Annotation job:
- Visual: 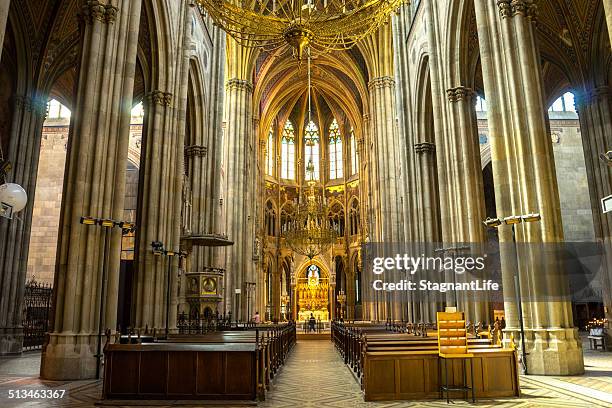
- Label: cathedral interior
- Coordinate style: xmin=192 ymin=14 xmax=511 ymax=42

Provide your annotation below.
xmin=0 ymin=0 xmax=611 ymax=406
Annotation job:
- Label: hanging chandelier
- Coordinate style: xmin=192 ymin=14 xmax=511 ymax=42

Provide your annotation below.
xmin=195 ymin=0 xmax=407 ymax=59
xmin=281 ymin=47 xmax=337 ymax=258
xmin=282 ymin=177 xmax=338 ymax=259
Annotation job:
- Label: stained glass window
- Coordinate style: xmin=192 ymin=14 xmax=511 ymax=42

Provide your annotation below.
xmin=304 ymin=120 xmax=320 ymax=180
xmin=266 ymin=127 xmax=274 ymax=176
xmin=281 ymin=120 xmax=295 ymax=179
xmin=350 ymin=128 xmax=358 ymax=175
xmin=329 ymin=119 xmax=343 ymax=179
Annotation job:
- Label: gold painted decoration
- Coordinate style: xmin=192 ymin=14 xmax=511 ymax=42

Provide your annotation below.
xmin=195 ymin=0 xmax=407 ymax=59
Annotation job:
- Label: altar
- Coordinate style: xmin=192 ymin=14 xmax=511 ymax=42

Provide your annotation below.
xmin=295 ymin=264 xmax=330 ymax=322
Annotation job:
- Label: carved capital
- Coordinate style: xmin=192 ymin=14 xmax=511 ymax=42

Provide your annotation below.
xmin=497 ymin=0 xmax=512 ymax=19
xmin=414 ymin=142 xmax=436 ymax=154
xmin=13 ymin=95 xmax=32 ymax=110
xmin=147 ymin=90 xmax=173 ymax=106
xmin=510 ymin=0 xmax=528 ymax=16
xmin=81 ymin=1 xmax=107 ymax=24
xmin=226 ymin=78 xmax=253 ymax=94
xmin=185 ymin=145 xmax=207 ymax=158
xmin=368 ymin=76 xmax=395 ymax=90
xmin=446 ymin=86 xmax=475 ymax=103
xmin=32 ymin=100 xmax=48 ymax=118
xmin=104 ymin=5 xmax=119 ymax=24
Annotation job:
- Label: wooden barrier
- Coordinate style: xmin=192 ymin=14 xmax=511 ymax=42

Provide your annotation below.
xmin=363 ymin=348 xmax=519 ymax=401
xmin=103 ymin=323 xmax=296 ymax=401
xmin=331 ymin=321 xmax=519 ymax=401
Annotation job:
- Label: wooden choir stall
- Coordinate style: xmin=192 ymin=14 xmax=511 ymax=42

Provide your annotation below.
xmin=332 ymin=318 xmax=520 ymax=402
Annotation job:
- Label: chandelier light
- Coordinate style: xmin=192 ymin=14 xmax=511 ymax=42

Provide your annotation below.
xmin=282 ymin=178 xmax=338 ymax=259
xmin=196 ymin=0 xmax=407 ymax=59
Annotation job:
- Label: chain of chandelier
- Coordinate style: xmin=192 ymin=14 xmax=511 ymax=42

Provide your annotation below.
xmin=195 ymin=0 xmax=408 ymax=59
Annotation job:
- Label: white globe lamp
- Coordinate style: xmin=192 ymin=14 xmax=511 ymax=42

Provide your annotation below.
xmin=0 ymin=183 xmax=28 ymax=217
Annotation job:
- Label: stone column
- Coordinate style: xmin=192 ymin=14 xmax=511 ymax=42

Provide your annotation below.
xmin=0 ymin=96 xmax=47 ymax=355
xmin=133 ymin=1 xmax=192 ymax=331
xmin=444 ymin=87 xmax=487 ymax=322
xmin=474 ymin=0 xmax=583 ymax=374
xmin=575 ymin=87 xmax=612 ymax=347
xmin=414 ymin=142 xmax=441 ymax=322
xmin=0 ymin=0 xmax=9 ymax=60
xmin=133 ymin=90 xmax=180 ymax=329
xmin=368 ymin=76 xmax=406 ymax=244
xmin=186 ymin=25 xmax=225 ymax=280
xmin=41 ymin=0 xmax=142 ymax=380
xmin=604 ymin=0 xmax=612 ymax=47
xmin=223 ymin=77 xmax=254 ymax=321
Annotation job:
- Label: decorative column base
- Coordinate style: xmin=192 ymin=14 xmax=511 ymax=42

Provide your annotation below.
xmin=0 ymin=328 xmax=23 ymax=355
xmin=504 ymin=328 xmax=584 ymax=375
xmin=40 ymin=334 xmax=97 ymax=380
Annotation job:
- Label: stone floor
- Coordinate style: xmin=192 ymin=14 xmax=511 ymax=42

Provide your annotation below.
xmin=0 ymin=340 xmax=610 ymax=407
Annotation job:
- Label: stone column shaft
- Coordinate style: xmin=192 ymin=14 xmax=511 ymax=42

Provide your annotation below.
xmin=0 ymin=96 xmax=46 ymax=355
xmin=575 ymin=87 xmax=612 ymax=346
xmin=604 ymin=0 xmax=612 ymax=48
xmin=223 ymin=77 xmax=254 ymax=320
xmin=0 ymin=0 xmax=9 ymax=61
xmin=474 ymin=0 xmax=583 ymax=375
xmin=41 ymin=0 xmax=142 ymax=380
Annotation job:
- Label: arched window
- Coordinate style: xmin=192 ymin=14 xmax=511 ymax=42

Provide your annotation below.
xmin=304 ymin=120 xmax=320 ymax=180
xmin=329 ymin=119 xmax=343 ymax=179
xmin=280 ymin=203 xmax=295 ymax=235
xmin=281 ymin=120 xmax=295 ymax=179
xmin=266 ymin=127 xmax=274 ymax=176
xmin=350 ymin=129 xmax=358 ymax=176
xmin=548 ymin=92 xmax=576 ymax=113
xmin=47 ymin=99 xmax=71 ymax=119
xmin=475 ymin=95 xmax=487 ymax=112
xmin=328 ymin=202 xmax=345 ymax=236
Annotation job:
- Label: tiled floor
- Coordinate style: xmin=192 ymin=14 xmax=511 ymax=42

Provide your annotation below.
xmin=0 ymin=340 xmax=611 ymax=407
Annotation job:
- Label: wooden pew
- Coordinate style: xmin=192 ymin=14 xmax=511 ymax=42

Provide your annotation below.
xmin=103 ymin=322 xmax=296 ymax=401
xmin=331 ymin=321 xmax=519 ymax=401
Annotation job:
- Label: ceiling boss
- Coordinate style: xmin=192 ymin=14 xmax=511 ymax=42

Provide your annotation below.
xmin=195 ymin=0 xmax=408 ymax=59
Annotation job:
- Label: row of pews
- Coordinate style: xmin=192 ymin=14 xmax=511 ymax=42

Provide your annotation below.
xmin=102 ymin=322 xmax=296 ymax=401
xmin=332 ymin=321 xmax=520 ymax=401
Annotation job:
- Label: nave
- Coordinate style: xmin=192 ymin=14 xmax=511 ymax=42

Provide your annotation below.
xmin=0 ymin=340 xmax=611 ymax=407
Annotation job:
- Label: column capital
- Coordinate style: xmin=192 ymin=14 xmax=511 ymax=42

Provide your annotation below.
xmin=81 ymin=1 xmax=118 ymax=24
xmin=446 ymin=86 xmax=475 ymax=103
xmin=498 ymin=0 xmax=536 ymax=19
xmin=368 ymin=76 xmax=395 ymax=90
xmin=226 ymin=78 xmax=254 ymax=94
xmin=497 ymin=0 xmax=512 ymax=18
xmin=185 ymin=145 xmax=207 ymax=158
xmin=147 ymin=90 xmax=173 ymax=106
xmin=104 ymin=5 xmax=119 ymax=24
xmin=13 ymin=95 xmax=32 ymax=110
xmin=414 ymin=142 xmax=436 ymax=154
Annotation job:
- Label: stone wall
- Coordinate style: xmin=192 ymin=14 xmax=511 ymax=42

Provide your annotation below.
xmin=27 ymin=114 xmax=143 ymax=284
xmin=26 ymin=119 xmax=68 ymax=284
xmin=478 ymin=113 xmax=595 ymax=242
